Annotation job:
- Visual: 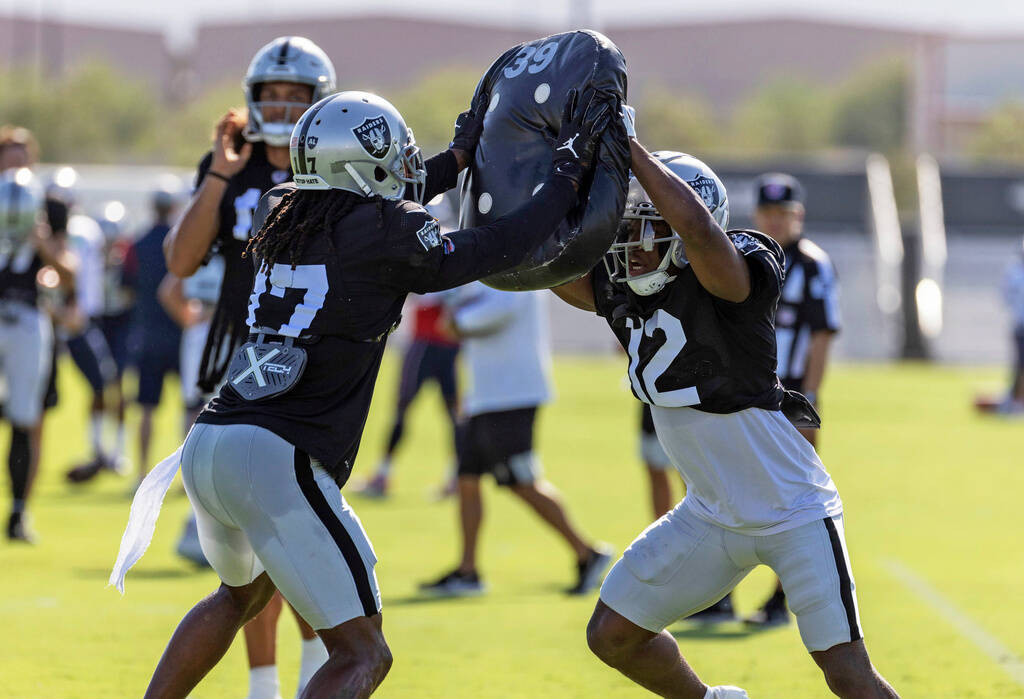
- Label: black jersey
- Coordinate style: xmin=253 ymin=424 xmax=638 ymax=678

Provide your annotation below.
xmin=592 ymin=229 xmax=785 ymax=414
xmin=0 ymin=244 xmax=41 ymax=306
xmin=775 ymin=237 xmax=841 ymax=392
xmin=198 ymin=162 xmax=578 ymax=485
xmin=193 ymin=143 xmax=291 ymax=391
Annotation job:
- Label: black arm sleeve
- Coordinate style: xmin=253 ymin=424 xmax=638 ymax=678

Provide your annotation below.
xmin=422 ymin=150 xmax=460 ymax=204
xmin=405 ymin=177 xmax=577 ymax=293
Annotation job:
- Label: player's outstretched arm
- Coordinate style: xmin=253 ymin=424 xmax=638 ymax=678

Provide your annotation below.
xmin=629 ymin=139 xmax=751 ymax=303
xmin=551 ymin=274 xmax=596 ymax=311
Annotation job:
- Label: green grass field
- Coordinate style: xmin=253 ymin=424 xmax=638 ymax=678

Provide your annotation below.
xmin=2 ymin=356 xmax=1022 ymax=697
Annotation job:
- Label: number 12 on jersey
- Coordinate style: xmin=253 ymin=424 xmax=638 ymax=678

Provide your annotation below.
xmin=626 ymin=309 xmax=701 ymax=408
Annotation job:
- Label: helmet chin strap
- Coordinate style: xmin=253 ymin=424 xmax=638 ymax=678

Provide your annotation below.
xmin=627 ymin=271 xmax=675 ymax=296
xmin=344 ymin=163 xmax=374 ymax=197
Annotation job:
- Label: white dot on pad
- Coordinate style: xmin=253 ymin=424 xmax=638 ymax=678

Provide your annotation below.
xmin=488 ymin=93 xmax=500 ymax=112
xmin=532 ymin=183 xmax=544 ymax=195
xmin=534 ymin=83 xmax=550 ymax=104
xmin=478 ymin=192 xmax=493 ymax=214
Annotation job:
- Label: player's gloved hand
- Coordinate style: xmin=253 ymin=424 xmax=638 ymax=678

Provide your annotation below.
xmin=621 ymin=104 xmax=637 ymax=139
xmin=551 ymin=87 xmax=616 ymax=187
xmin=450 ymin=90 xmax=489 ymax=155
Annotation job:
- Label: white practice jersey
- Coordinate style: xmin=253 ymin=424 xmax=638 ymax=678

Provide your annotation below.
xmin=651 ymin=405 xmax=843 ymax=535
xmin=66 ymin=214 xmax=105 ymax=317
xmin=450 ymin=282 xmax=552 ymax=417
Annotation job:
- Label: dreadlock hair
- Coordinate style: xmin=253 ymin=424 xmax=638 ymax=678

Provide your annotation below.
xmin=244 ymin=188 xmax=385 ymax=270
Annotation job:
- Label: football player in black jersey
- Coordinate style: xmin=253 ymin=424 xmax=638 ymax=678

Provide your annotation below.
xmin=743 ymin=172 xmax=842 ymax=629
xmin=552 ymin=112 xmax=897 ymax=697
xmin=161 ymin=37 xmax=337 ymax=699
xmin=0 ymin=162 xmax=75 ymax=543
xmin=142 ymin=86 xmax=615 ymax=697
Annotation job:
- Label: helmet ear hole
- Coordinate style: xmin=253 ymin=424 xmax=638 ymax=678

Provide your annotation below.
xmin=373 ymin=167 xmax=388 ymax=183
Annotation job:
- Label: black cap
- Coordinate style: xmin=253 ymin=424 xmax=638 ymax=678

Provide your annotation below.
xmin=755 ymin=173 xmax=803 ymax=208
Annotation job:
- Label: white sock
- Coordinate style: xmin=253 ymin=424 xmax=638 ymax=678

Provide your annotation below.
xmin=704 ymin=686 xmax=749 ymax=699
xmin=89 ymin=414 xmax=104 ymax=456
xmin=247 ymin=665 xmax=281 ymax=699
xmin=376 ymin=458 xmax=392 ymax=478
xmin=296 ymin=637 xmax=329 ymax=697
xmin=114 ymin=424 xmax=126 ymax=459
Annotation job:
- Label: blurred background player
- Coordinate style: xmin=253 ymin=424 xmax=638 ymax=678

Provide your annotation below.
xmin=96 ymin=201 xmax=135 ymax=471
xmin=0 ymin=157 xmax=75 ymax=542
xmin=1002 ymin=238 xmax=1024 ymax=412
xmin=979 ymin=237 xmax=1024 ymax=414
xmin=353 ymin=291 xmax=461 ymax=498
xmin=420 ymin=283 xmax=612 ymax=597
xmin=160 ymin=36 xmax=335 ymax=699
xmin=60 ymin=174 xmax=125 ymax=483
xmin=128 ymin=185 xmax=183 ymax=492
xmin=4 ymin=127 xmax=66 ymax=523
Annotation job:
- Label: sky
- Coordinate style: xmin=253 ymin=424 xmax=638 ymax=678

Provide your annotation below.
xmin=4 ymin=0 xmax=1024 ymax=49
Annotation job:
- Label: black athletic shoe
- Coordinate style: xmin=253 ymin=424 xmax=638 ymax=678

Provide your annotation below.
xmin=687 ymin=594 xmax=736 ymax=624
xmin=568 ymin=544 xmax=614 ymax=595
xmin=7 ymin=511 xmax=35 ymax=544
xmin=65 ymin=457 xmax=106 ymax=484
xmin=744 ymin=592 xmax=790 ymax=628
xmin=419 ymin=569 xmax=486 ymax=597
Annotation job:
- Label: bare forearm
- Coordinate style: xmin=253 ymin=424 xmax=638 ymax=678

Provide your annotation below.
xmin=164 ymin=181 xmax=225 ymax=277
xmin=627 ymin=139 xmax=749 ymax=302
xmin=801 ymin=332 xmax=834 ymax=399
xmin=551 ymin=275 xmax=596 ymax=311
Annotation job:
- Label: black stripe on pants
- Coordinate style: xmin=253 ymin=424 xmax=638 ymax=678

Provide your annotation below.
xmin=294 ymin=450 xmax=378 ymax=618
xmin=823 ymin=516 xmax=862 ymax=642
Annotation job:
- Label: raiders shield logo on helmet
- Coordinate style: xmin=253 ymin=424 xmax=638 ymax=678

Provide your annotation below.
xmin=687 ymin=175 xmax=720 ymax=211
xmin=305 ymin=136 xmax=318 ymax=149
xmin=352 ymin=116 xmax=391 ymax=159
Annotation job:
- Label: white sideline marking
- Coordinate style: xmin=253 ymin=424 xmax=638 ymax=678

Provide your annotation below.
xmin=884 ymin=559 xmax=1024 ymax=687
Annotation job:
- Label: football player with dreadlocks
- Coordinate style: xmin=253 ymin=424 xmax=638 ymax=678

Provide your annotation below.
xmin=134 ymin=84 xmax=615 ymax=698
xmin=552 ymin=111 xmax=898 ymax=698
xmin=161 ymin=36 xmax=336 ymax=699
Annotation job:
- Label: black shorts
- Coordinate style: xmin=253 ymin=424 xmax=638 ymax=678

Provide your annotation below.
xmin=1015 ymin=325 xmax=1024 ymax=371
xmin=640 ymin=403 xmax=656 ymax=436
xmin=136 ymin=341 xmax=180 ymax=406
xmin=457 ymin=407 xmax=539 ymax=486
xmin=397 ymin=340 xmax=458 ymax=407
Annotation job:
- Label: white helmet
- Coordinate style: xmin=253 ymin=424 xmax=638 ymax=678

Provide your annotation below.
xmin=0 ymin=168 xmax=42 ymax=254
xmin=243 ymin=36 xmax=337 ymax=147
xmin=605 ymin=151 xmax=729 ymax=296
xmin=290 ymin=91 xmax=426 ymax=203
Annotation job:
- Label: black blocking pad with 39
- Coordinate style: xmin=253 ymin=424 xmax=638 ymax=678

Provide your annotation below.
xmin=461 ymin=29 xmax=630 ymax=291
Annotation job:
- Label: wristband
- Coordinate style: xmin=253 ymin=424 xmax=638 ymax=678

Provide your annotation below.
xmin=206 ymin=170 xmax=231 ymax=184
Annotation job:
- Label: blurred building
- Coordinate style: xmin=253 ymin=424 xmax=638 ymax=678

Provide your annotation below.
xmin=0 ymin=15 xmax=172 ymax=94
